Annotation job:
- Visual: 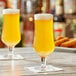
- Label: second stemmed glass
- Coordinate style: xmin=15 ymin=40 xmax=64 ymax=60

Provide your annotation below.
xmin=31 ymin=14 xmax=63 ymax=72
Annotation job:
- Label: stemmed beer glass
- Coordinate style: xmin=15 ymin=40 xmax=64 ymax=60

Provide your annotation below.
xmin=32 ymin=14 xmax=62 ymax=72
xmin=1 ymin=9 xmax=23 ymax=60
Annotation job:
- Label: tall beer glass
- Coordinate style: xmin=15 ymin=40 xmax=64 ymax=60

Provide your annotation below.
xmin=1 ymin=9 xmax=23 ymax=60
xmin=33 ymin=14 xmax=62 ymax=72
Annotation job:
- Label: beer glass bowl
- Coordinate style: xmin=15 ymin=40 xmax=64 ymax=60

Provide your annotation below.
xmin=0 ymin=9 xmax=24 ymax=60
xmin=26 ymin=14 xmax=63 ymax=72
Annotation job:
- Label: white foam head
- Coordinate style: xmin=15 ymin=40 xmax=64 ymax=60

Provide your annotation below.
xmin=34 ymin=14 xmax=53 ymax=20
xmin=3 ymin=9 xmax=20 ymax=14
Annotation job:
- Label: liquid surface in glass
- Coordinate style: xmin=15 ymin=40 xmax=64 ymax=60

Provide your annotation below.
xmin=34 ymin=14 xmax=55 ymax=57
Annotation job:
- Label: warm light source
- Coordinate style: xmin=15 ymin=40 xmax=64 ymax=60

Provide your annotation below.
xmin=69 ymin=9 xmax=73 ymax=14
xmin=29 ymin=17 xmax=33 ymax=21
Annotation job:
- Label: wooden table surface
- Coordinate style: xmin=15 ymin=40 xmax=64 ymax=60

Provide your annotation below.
xmin=0 ymin=47 xmax=76 ymax=76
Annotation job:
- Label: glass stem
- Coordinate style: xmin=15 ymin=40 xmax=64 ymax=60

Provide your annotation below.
xmin=41 ymin=57 xmax=46 ymax=71
xmin=8 ymin=46 xmax=14 ymax=56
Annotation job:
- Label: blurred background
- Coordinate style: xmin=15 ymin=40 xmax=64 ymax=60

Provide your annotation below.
xmin=0 ymin=0 xmax=76 ymax=48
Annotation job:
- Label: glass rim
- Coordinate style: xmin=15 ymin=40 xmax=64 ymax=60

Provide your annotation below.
xmin=3 ymin=9 xmax=20 ymax=14
xmin=34 ymin=13 xmax=53 ymax=20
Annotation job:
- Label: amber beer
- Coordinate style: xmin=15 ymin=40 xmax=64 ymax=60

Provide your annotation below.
xmin=34 ymin=14 xmax=55 ymax=57
xmin=2 ymin=9 xmax=21 ymax=46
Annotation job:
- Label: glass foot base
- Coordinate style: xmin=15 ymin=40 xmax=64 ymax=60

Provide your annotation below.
xmin=25 ymin=65 xmax=63 ymax=73
xmin=0 ymin=54 xmax=24 ymax=60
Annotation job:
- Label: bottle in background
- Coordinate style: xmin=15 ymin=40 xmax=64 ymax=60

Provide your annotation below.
xmin=21 ymin=0 xmax=35 ymax=47
xmin=54 ymin=0 xmax=65 ymax=38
